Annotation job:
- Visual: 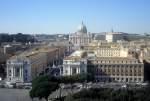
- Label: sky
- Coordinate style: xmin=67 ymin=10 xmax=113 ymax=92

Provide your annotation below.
xmin=0 ymin=0 xmax=150 ymax=34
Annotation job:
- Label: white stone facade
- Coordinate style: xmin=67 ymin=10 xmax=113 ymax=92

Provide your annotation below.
xmin=63 ymin=50 xmax=87 ymax=76
xmin=106 ymin=32 xmax=123 ymax=42
xmin=63 ymin=59 xmax=87 ymax=76
xmin=6 ymin=57 xmax=31 ymax=83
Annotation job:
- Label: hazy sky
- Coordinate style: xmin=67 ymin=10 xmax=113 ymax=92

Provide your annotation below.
xmin=0 ymin=0 xmax=150 ymax=34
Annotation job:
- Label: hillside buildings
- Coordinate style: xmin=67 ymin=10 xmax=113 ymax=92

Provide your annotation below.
xmin=3 ymin=22 xmax=150 ymax=84
xmin=63 ymin=40 xmax=145 ymax=83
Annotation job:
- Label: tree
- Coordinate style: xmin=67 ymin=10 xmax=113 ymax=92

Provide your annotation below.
xmin=0 ymin=33 xmax=35 ymax=44
xmin=30 ymin=75 xmax=59 ymax=101
xmin=58 ymin=74 xmax=87 ymax=84
xmin=30 ymin=74 xmax=88 ymax=101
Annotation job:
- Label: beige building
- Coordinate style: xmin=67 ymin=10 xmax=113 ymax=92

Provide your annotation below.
xmin=6 ymin=45 xmax=66 ymax=83
xmin=88 ymin=57 xmax=144 ymax=83
xmin=95 ymin=45 xmax=128 ymax=57
xmin=78 ymin=40 xmax=144 ymax=83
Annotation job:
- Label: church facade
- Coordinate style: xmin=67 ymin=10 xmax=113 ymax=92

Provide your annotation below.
xmin=69 ymin=22 xmax=92 ymax=48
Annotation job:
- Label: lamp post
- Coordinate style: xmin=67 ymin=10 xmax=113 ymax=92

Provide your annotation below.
xmin=59 ymin=84 xmax=62 ymax=101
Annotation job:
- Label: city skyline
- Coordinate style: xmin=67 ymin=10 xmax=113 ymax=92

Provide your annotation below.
xmin=0 ymin=0 xmax=150 ymax=34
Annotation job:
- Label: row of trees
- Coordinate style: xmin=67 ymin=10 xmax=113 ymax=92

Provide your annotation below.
xmin=30 ymin=74 xmax=150 ymax=101
xmin=65 ymin=87 xmax=150 ymax=101
xmin=0 ymin=33 xmax=35 ymax=44
xmin=30 ymin=74 xmax=87 ymax=101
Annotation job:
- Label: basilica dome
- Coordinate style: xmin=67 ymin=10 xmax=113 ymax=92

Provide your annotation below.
xmin=77 ymin=22 xmax=87 ymax=33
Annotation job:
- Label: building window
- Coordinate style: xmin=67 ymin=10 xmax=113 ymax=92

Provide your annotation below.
xmin=25 ymin=78 xmax=27 ymax=81
xmin=113 ymin=78 xmax=115 ymax=81
xmin=138 ymin=78 xmax=141 ymax=81
xmin=134 ymin=78 xmax=137 ymax=81
xmin=126 ymin=78 xmax=128 ymax=82
xmin=16 ymin=68 xmax=20 ymax=77
xmin=65 ymin=70 xmax=68 ymax=74
xmin=9 ymin=70 xmax=11 ymax=76
xmin=72 ymin=68 xmax=77 ymax=74
xmin=130 ymin=78 xmax=132 ymax=81
xmin=25 ymin=70 xmax=28 ymax=73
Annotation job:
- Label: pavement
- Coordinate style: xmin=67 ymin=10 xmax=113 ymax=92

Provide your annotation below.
xmin=0 ymin=88 xmax=45 ymax=101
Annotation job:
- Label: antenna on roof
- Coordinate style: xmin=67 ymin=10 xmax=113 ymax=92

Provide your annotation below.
xmin=82 ymin=20 xmax=84 ymax=25
xmin=111 ymin=28 xmax=114 ymax=33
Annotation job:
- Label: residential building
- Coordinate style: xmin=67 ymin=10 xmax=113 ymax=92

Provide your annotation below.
xmin=95 ymin=45 xmax=128 ymax=57
xmin=105 ymin=31 xmax=124 ymax=42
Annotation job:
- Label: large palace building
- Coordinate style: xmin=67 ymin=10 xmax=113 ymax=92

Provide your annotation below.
xmin=88 ymin=57 xmax=144 ymax=83
xmin=88 ymin=42 xmax=144 ymax=83
xmin=63 ymin=40 xmax=144 ymax=83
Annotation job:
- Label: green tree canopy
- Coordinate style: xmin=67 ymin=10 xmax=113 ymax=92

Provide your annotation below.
xmin=30 ymin=74 xmax=88 ymax=101
xmin=30 ymin=75 xmax=59 ymax=101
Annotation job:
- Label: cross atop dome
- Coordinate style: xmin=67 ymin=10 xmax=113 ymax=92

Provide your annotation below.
xmin=81 ymin=21 xmax=84 ymax=25
xmin=111 ymin=28 xmax=114 ymax=33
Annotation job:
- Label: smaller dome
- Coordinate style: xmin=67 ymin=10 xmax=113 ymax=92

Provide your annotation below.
xmin=77 ymin=21 xmax=87 ymax=33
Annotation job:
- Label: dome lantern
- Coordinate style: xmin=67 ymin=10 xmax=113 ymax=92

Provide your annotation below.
xmin=77 ymin=21 xmax=87 ymax=34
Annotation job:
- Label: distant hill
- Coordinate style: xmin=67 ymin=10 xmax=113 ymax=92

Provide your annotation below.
xmin=0 ymin=33 xmax=35 ymax=44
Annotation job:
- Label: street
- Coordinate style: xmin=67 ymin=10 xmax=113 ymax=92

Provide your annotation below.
xmin=0 ymin=88 xmax=45 ymax=101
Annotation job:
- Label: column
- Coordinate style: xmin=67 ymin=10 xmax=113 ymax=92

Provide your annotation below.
xmin=115 ymin=66 xmax=117 ymax=81
xmin=6 ymin=66 xmax=8 ymax=78
xmin=21 ymin=67 xmax=22 ymax=78
xmin=14 ymin=67 xmax=16 ymax=78
xmin=20 ymin=68 xmax=22 ymax=78
xmin=78 ymin=67 xmax=80 ymax=74
xmin=13 ymin=67 xmax=15 ymax=77
xmin=11 ymin=67 xmax=13 ymax=77
xmin=21 ymin=67 xmax=23 ymax=81
xmin=70 ymin=67 xmax=71 ymax=75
